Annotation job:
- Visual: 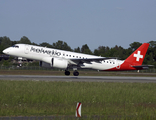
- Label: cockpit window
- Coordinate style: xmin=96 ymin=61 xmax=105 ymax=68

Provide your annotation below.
xmin=12 ymin=45 xmax=19 ymax=48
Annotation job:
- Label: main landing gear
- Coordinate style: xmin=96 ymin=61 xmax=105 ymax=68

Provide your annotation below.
xmin=65 ymin=70 xmax=79 ymax=76
xmin=65 ymin=70 xmax=70 ymax=76
xmin=73 ymin=70 xmax=79 ymax=76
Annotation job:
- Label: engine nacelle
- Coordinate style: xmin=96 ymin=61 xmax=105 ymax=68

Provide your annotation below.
xmin=40 ymin=57 xmax=68 ymax=69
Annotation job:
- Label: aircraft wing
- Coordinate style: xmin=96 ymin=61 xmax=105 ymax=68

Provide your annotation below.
xmin=68 ymin=57 xmax=116 ymax=65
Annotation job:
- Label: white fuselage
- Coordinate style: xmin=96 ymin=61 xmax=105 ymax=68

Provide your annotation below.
xmin=3 ymin=44 xmax=124 ymax=70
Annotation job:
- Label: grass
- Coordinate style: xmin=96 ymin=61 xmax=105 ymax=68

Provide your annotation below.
xmin=0 ymin=80 xmax=156 ymax=119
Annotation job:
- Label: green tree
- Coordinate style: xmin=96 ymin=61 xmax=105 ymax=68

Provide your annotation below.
xmin=149 ymin=41 xmax=156 ymax=48
xmin=93 ymin=46 xmax=110 ymax=57
xmin=81 ymin=44 xmax=92 ymax=54
xmin=52 ymin=40 xmax=72 ymax=51
xmin=0 ymin=36 xmax=12 ymax=47
xmin=144 ymin=41 xmax=156 ymax=67
xmin=3 ymin=60 xmax=10 ymax=66
xmin=18 ymin=36 xmax=31 ymax=44
xmin=148 ymin=41 xmax=156 ymax=61
xmin=11 ymin=41 xmax=18 ymax=46
xmin=74 ymin=47 xmax=81 ymax=53
xmin=110 ymin=45 xmax=126 ymax=60
xmin=129 ymin=42 xmax=142 ymax=51
xmin=40 ymin=42 xmax=53 ymax=48
xmin=27 ymin=61 xmax=39 ymax=66
xmin=31 ymin=42 xmax=38 ymax=45
xmin=0 ymin=36 xmax=12 ymax=54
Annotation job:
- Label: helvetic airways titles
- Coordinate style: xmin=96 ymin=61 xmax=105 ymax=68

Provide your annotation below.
xmin=30 ymin=47 xmax=61 ymax=56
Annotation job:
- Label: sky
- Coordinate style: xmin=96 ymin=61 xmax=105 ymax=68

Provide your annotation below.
xmin=0 ymin=0 xmax=156 ymax=51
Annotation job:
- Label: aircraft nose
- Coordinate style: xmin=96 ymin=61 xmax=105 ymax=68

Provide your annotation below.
xmin=3 ymin=48 xmax=9 ymax=54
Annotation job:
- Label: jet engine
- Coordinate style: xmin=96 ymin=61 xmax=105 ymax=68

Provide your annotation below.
xmin=40 ymin=57 xmax=68 ymax=69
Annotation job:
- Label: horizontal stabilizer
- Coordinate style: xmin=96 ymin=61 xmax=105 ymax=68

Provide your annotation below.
xmin=132 ymin=65 xmax=153 ymax=69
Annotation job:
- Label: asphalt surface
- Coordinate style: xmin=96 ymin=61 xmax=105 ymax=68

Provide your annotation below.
xmin=0 ymin=75 xmax=156 ymax=83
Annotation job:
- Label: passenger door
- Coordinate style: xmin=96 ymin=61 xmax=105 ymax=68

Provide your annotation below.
xmin=25 ymin=45 xmax=29 ymax=54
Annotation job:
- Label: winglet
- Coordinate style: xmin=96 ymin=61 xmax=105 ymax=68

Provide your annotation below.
xmin=125 ymin=43 xmax=149 ymax=65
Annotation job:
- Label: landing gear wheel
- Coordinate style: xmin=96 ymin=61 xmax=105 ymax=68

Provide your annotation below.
xmin=73 ymin=71 xmax=79 ymax=76
xmin=65 ymin=71 xmax=70 ymax=76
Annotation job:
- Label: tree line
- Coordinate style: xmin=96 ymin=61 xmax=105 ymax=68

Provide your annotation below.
xmin=0 ymin=36 xmax=156 ymax=67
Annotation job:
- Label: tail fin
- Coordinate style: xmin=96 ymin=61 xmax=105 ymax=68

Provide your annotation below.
xmin=125 ymin=43 xmax=149 ymax=65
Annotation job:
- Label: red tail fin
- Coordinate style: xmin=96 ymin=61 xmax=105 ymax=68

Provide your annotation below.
xmin=125 ymin=43 xmax=149 ymax=65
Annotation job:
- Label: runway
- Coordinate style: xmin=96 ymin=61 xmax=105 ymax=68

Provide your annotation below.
xmin=0 ymin=75 xmax=156 ymax=83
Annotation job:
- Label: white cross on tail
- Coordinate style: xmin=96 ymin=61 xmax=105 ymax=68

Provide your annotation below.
xmin=134 ymin=51 xmax=143 ymax=61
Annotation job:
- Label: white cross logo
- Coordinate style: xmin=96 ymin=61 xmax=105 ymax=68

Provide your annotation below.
xmin=134 ymin=51 xmax=143 ymax=61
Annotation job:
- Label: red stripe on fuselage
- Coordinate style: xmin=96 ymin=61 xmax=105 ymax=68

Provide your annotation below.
xmin=103 ymin=61 xmax=142 ymax=71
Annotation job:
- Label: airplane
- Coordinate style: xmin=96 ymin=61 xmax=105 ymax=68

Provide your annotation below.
xmin=3 ymin=43 xmax=151 ymax=76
